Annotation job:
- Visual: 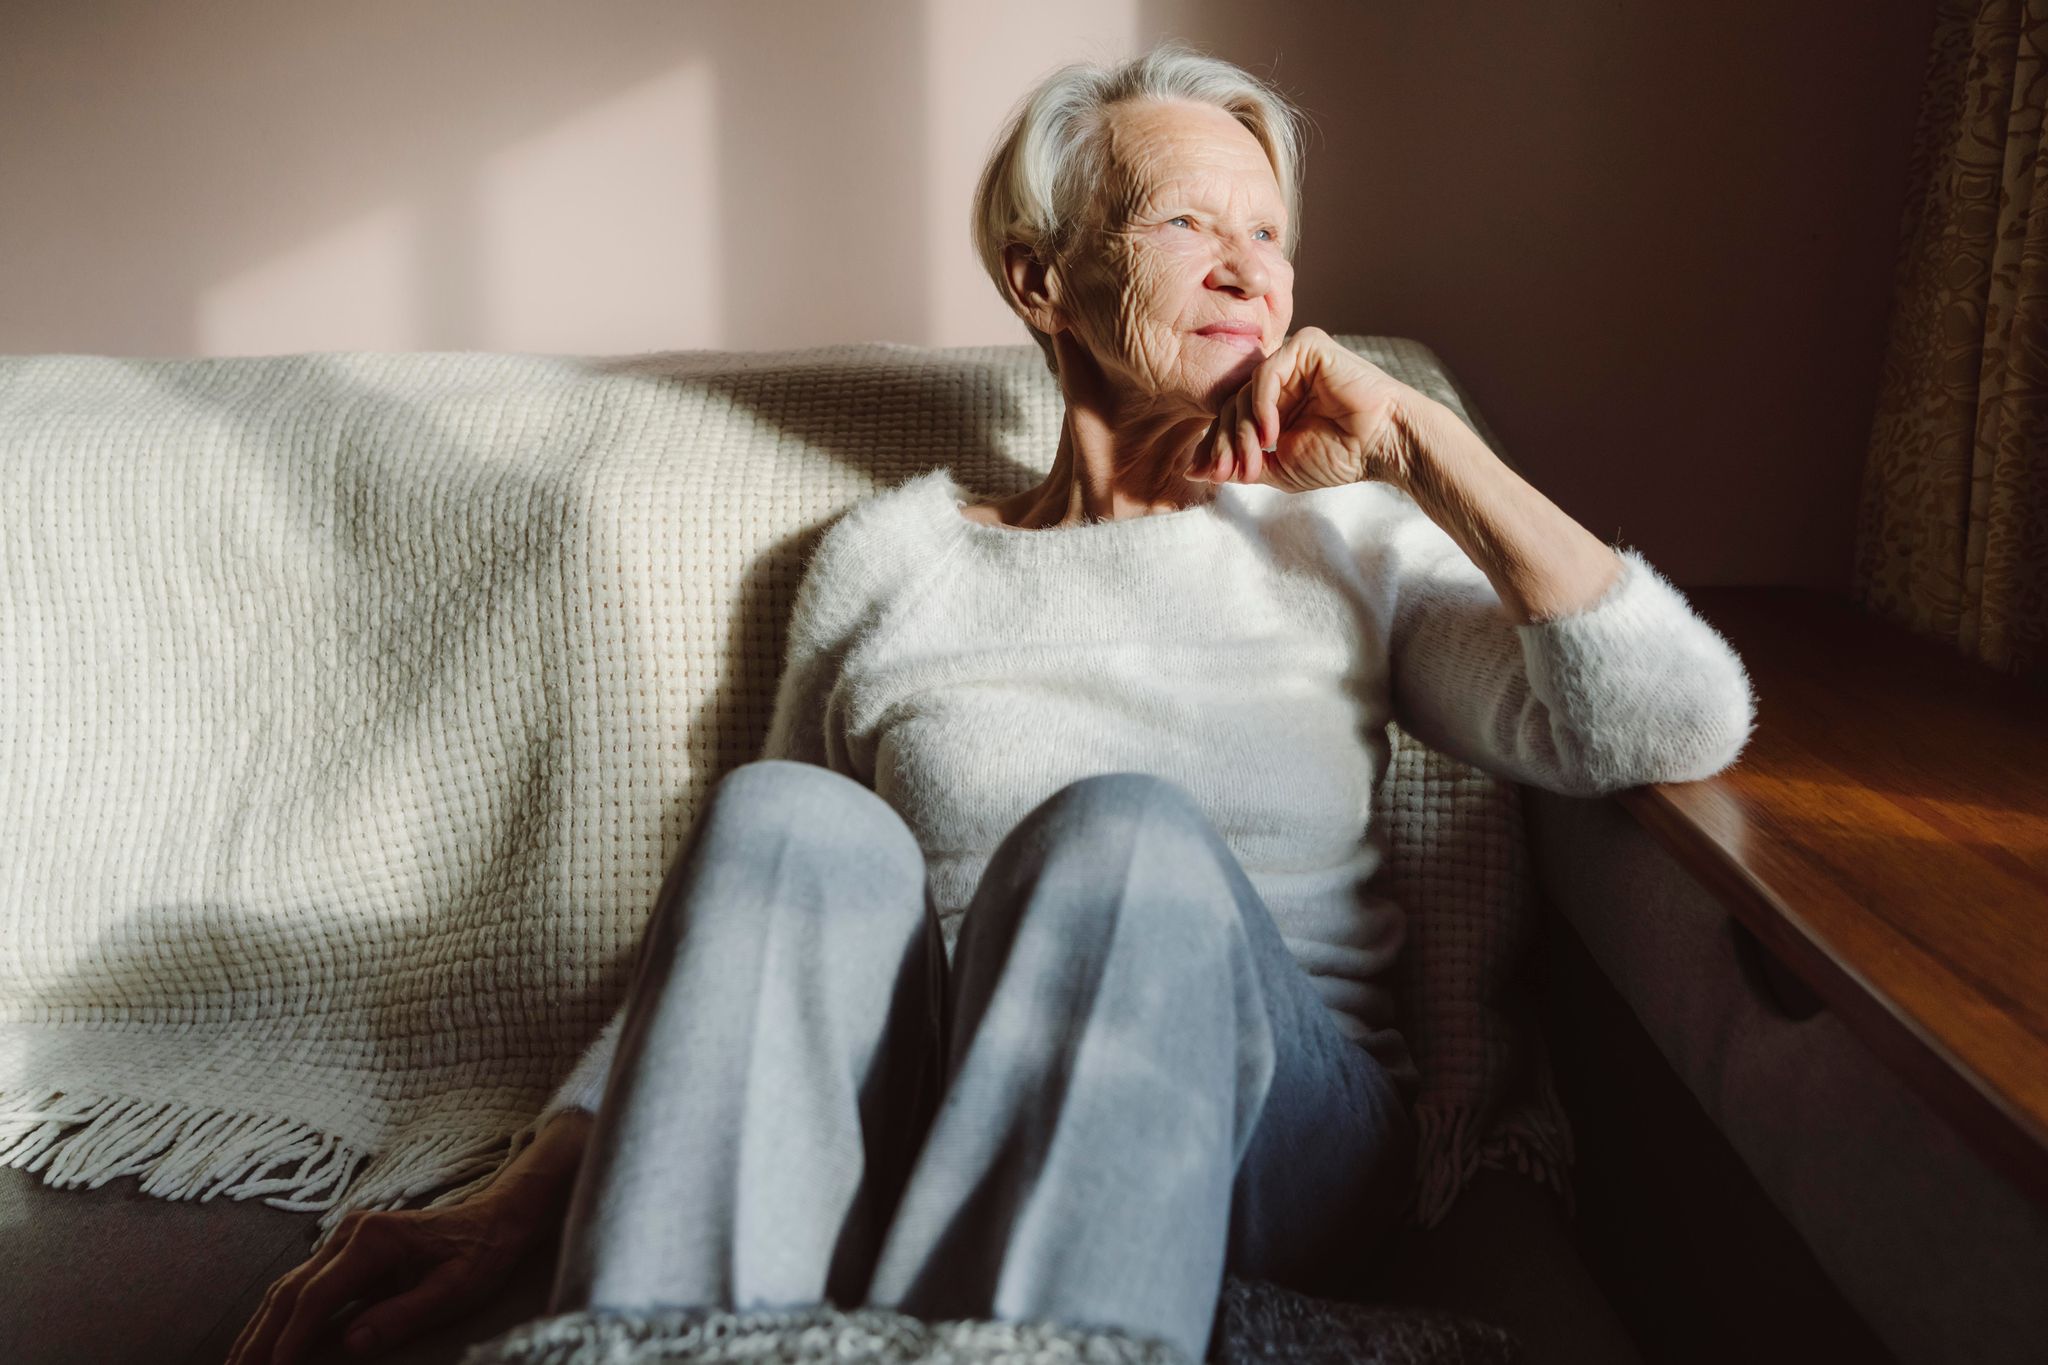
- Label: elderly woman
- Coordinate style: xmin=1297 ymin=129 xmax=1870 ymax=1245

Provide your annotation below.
xmin=230 ymin=40 xmax=1754 ymax=1365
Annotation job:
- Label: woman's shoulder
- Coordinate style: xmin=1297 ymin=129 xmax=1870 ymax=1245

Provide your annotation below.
xmin=827 ymin=467 xmax=958 ymax=525
xmin=808 ymin=468 xmax=961 ymax=560
xmin=788 ymin=469 xmax=965 ymax=613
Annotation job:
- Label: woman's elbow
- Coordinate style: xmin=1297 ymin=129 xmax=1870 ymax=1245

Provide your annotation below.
xmin=1553 ymin=682 xmax=1759 ymax=795
xmin=1661 ymin=667 xmax=1761 ymax=781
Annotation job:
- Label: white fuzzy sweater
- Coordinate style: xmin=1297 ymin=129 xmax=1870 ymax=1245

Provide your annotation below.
xmin=539 ymin=466 xmax=1756 ymax=1125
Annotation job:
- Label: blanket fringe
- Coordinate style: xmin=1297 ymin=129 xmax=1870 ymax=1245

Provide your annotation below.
xmin=0 ymin=1087 xmax=542 ymax=1250
xmin=6 ymin=1061 xmax=1577 ymax=1249
xmin=0 ymin=1088 xmax=368 ymax=1211
xmin=1405 ymin=1046 xmax=1578 ymax=1230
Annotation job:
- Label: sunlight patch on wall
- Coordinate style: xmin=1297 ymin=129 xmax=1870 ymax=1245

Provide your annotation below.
xmin=474 ymin=60 xmax=722 ymax=355
xmin=196 ymin=203 xmax=420 ymax=356
xmin=924 ymin=0 xmax=1140 ymax=348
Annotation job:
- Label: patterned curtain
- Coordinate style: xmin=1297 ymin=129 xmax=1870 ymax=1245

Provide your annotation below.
xmin=1854 ymin=0 xmax=2047 ymax=683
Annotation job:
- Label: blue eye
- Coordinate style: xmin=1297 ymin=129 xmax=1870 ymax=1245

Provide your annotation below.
xmin=1169 ymin=216 xmax=1193 ymax=228
xmin=1255 ymin=228 xmax=1274 ymax=241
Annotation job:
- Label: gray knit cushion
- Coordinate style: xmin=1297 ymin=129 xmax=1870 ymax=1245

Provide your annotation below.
xmin=1210 ymin=1277 xmax=1522 ymax=1365
xmin=458 ymin=1303 xmax=1186 ymax=1365
xmin=459 ymin=1275 xmax=1523 ymax=1365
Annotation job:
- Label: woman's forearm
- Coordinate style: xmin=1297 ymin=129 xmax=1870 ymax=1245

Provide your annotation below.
xmin=482 ymin=1108 xmax=594 ymax=1227
xmin=1395 ymin=395 xmax=1626 ymax=626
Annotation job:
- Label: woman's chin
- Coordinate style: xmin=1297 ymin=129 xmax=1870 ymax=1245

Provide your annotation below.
xmin=1133 ymin=350 xmax=1264 ymax=417
xmin=1194 ymin=354 xmax=1262 ymax=408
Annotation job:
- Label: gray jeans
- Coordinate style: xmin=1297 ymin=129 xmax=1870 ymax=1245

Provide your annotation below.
xmin=548 ymin=759 xmax=1414 ymax=1362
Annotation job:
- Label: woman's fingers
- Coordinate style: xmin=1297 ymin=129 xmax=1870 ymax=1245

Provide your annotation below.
xmin=266 ymin=1219 xmax=407 ymax=1364
xmin=1213 ymin=398 xmax=1238 ymax=482
xmin=226 ymin=1270 xmax=289 ymax=1363
xmin=1196 ymin=332 xmax=1305 ymax=487
xmin=1251 ymin=339 xmax=1293 ymax=453
xmin=1200 ymin=342 xmax=1304 ymax=484
xmin=1189 ymin=415 xmax=1224 ymax=481
xmin=1263 ymin=331 xmax=1325 ymax=437
xmin=339 ymin=1258 xmax=477 ymax=1355
xmin=225 ymin=1223 xmax=355 ymax=1365
xmin=1219 ymin=396 xmax=1241 ymax=481
xmin=1227 ymin=384 xmax=1257 ymax=481
xmin=1200 ymin=327 xmax=1433 ymax=492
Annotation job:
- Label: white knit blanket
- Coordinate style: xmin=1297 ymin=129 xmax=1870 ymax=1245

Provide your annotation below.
xmin=0 ymin=339 xmax=1568 ymax=1237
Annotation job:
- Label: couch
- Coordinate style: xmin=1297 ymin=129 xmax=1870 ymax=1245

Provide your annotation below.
xmin=0 ymin=337 xmax=1645 ymax=1365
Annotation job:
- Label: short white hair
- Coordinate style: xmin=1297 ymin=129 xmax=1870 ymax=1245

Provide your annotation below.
xmin=971 ymin=40 xmax=1310 ymax=374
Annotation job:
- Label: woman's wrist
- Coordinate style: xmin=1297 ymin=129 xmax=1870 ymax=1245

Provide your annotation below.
xmin=476 ymin=1109 xmax=594 ymax=1225
xmin=1390 ymin=394 xmax=1626 ymax=624
xmin=1385 ymin=392 xmax=1458 ymax=496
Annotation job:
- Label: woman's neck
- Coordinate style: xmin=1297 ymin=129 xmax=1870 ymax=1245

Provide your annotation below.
xmin=986 ymin=389 xmax=1218 ymax=530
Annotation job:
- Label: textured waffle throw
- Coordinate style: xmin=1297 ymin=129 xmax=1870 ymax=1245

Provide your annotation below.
xmin=0 ymin=337 xmax=1726 ymax=1237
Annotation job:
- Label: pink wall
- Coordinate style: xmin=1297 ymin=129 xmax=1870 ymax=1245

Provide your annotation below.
xmin=2 ymin=1 xmax=1937 ymax=589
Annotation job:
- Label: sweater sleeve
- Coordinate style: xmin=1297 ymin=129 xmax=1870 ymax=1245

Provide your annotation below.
xmin=1384 ymin=510 xmax=1757 ymax=798
xmin=537 ymin=500 xmax=902 ymax=1123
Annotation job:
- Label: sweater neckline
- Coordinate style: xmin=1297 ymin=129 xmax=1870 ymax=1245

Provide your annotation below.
xmin=924 ymin=467 xmax=1240 ymax=547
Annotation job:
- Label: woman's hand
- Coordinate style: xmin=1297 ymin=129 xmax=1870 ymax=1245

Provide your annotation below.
xmin=225 ymin=1109 xmax=593 ymax=1365
xmin=225 ymin=1196 xmax=537 ymax=1364
xmin=1187 ymin=326 xmax=1432 ymax=494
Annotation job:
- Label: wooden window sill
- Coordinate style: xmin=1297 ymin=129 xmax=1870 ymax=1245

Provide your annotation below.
xmin=1618 ymin=586 xmax=2048 ymax=1209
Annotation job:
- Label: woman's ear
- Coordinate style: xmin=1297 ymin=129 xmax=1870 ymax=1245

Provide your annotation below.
xmin=1001 ymin=242 xmax=1069 ymax=337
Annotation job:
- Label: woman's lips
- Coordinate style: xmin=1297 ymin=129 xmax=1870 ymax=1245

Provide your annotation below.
xmin=1195 ymin=327 xmax=1262 ymax=354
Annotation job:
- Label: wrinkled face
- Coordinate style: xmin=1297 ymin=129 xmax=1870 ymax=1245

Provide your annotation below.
xmin=1054 ymin=97 xmax=1296 ymax=413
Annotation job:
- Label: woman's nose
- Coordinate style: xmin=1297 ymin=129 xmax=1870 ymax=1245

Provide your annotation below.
xmin=1207 ymin=235 xmax=1271 ymax=298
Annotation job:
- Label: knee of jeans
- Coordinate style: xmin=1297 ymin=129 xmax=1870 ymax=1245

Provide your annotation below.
xmin=998 ymin=771 xmax=1239 ymax=944
xmin=710 ymin=759 xmax=912 ymax=852
xmin=1029 ymin=771 xmax=1208 ymax=841
xmin=664 ymin=759 xmax=927 ymax=939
